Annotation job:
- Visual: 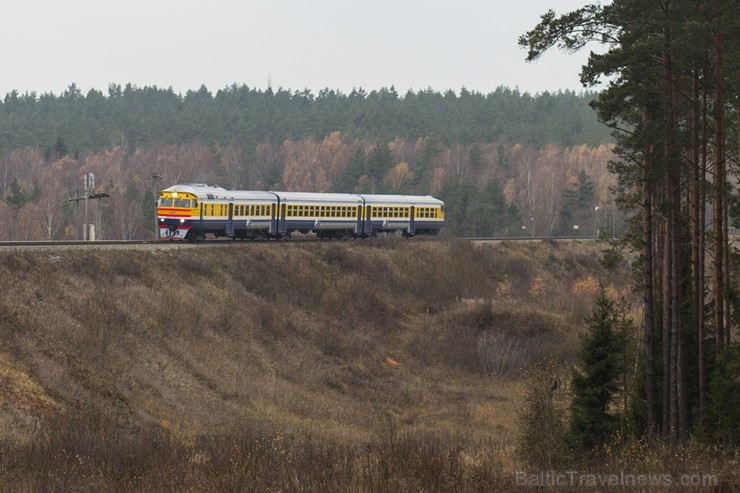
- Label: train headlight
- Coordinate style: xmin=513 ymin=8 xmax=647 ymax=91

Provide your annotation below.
xmin=179 ymin=218 xmax=185 ymax=223
xmin=160 ymin=218 xmax=165 ymax=222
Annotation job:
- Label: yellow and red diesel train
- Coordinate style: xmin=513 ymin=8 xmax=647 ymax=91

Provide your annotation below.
xmin=157 ymin=184 xmax=444 ymax=240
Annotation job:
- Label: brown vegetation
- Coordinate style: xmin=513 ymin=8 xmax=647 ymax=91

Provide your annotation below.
xmin=0 ymin=239 xmax=734 ymax=490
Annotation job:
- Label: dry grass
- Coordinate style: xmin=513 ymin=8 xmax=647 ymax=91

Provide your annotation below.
xmin=0 ymin=239 xmax=733 ymax=491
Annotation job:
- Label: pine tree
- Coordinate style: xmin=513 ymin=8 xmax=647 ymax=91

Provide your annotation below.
xmin=568 ymin=289 xmax=629 ymax=453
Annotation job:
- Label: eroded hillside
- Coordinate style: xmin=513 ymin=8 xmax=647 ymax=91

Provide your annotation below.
xmin=0 ymin=238 xmax=630 ymax=490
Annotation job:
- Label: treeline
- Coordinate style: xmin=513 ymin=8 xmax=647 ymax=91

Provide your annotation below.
xmin=519 ymin=0 xmax=739 ymax=463
xmin=0 ymin=84 xmax=609 ymax=154
xmin=0 ymin=136 xmax=618 ymax=241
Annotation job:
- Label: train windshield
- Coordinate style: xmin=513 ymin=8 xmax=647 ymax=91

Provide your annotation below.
xmin=174 ymin=198 xmax=192 ymax=208
xmin=159 ymin=198 xmax=173 ymax=207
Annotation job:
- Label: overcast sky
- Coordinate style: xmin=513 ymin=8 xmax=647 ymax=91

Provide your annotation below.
xmin=1 ymin=0 xmax=599 ymax=99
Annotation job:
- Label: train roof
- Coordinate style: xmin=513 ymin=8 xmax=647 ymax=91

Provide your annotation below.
xmin=359 ymin=194 xmax=444 ymax=207
xmin=162 ymin=184 xmax=275 ymax=201
xmin=272 ymin=191 xmax=363 ymax=204
xmin=161 ymin=185 xmax=443 ymax=206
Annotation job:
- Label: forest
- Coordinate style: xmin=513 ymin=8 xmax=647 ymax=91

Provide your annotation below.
xmin=0 ymin=84 xmax=617 ymax=240
xmin=516 ymin=0 xmax=739 ymax=471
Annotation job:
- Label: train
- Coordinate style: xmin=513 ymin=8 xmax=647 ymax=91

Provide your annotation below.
xmin=157 ymin=184 xmax=445 ymax=240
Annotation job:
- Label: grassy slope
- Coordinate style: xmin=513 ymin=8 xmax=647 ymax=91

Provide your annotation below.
xmin=0 ymin=238 xmax=633 ymax=489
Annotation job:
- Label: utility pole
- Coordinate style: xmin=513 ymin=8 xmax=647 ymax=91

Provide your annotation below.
xmin=69 ymin=173 xmax=109 ymax=240
xmin=150 ymin=172 xmax=162 ymax=239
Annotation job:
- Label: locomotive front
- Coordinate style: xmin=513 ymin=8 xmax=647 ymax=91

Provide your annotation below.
xmin=157 ymin=189 xmax=198 ymax=240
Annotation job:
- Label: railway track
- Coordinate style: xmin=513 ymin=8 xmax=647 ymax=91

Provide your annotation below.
xmin=0 ymin=236 xmax=599 ymax=249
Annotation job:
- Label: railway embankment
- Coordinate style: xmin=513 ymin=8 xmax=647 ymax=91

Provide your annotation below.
xmin=0 ymin=238 xmax=636 ymax=489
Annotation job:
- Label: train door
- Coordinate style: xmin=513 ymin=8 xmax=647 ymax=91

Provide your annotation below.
xmin=226 ymin=203 xmax=234 ymax=237
xmin=355 ymin=204 xmax=363 ymax=235
xmin=365 ymin=205 xmax=373 ymax=235
xmin=269 ymin=203 xmax=277 ymax=235
xmin=409 ymin=206 xmax=416 ymax=235
xmin=279 ymin=203 xmax=287 ymax=234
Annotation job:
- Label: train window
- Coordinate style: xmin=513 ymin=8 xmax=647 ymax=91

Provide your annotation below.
xmin=174 ymin=198 xmax=188 ymax=208
xmin=159 ymin=198 xmax=173 ymax=207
